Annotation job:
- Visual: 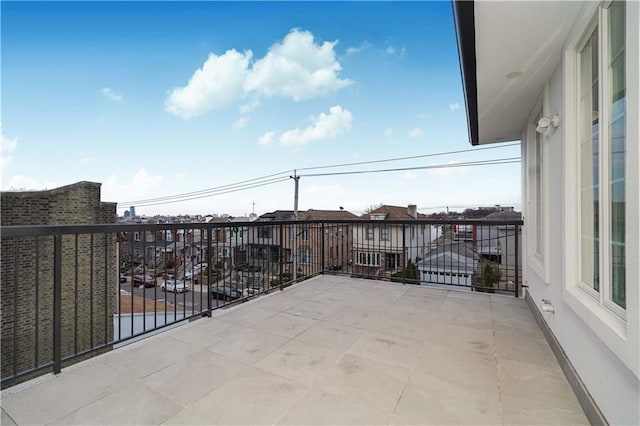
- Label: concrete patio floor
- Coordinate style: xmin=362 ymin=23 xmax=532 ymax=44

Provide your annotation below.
xmin=1 ymin=275 xmax=588 ymax=425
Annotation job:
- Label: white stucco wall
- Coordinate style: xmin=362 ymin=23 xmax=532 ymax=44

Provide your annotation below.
xmin=522 ymin=3 xmax=640 ymax=423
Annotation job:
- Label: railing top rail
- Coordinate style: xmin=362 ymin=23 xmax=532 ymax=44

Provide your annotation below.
xmin=1 ymin=218 xmax=524 ymax=238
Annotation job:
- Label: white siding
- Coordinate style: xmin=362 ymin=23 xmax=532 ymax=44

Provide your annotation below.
xmin=522 ymin=3 xmax=639 ymax=423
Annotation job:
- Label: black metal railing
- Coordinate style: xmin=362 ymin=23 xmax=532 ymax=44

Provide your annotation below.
xmin=0 ymin=218 xmax=522 ymax=387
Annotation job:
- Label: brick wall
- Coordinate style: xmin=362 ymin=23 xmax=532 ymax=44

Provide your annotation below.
xmin=1 ymin=181 xmax=117 ymax=386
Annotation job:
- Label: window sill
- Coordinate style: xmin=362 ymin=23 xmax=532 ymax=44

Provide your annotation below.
xmin=528 ymin=254 xmax=548 ymax=284
xmin=564 ymin=282 xmax=630 ymax=366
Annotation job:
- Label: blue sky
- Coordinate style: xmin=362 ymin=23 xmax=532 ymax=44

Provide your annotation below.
xmin=1 ymin=1 xmax=521 ymax=217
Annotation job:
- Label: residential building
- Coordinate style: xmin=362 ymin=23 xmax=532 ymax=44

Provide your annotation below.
xmin=476 ymin=210 xmax=522 ymax=281
xmin=246 ymin=210 xmax=294 ymax=272
xmin=0 ymin=181 xmax=117 ymax=382
xmin=283 ymin=209 xmax=358 ymax=276
xmin=417 ymin=241 xmax=479 ymax=287
xmin=454 ymin=1 xmax=639 ymax=423
xmin=352 ymin=205 xmax=440 ymax=278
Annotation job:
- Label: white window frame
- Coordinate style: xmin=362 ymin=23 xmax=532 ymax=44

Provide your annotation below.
xmin=297 ymin=249 xmax=311 ymax=264
xmin=355 ymin=251 xmax=380 ymax=267
xmin=365 ymin=226 xmax=374 ymax=241
xmin=526 ymin=92 xmax=550 ymax=283
xmin=384 ymin=252 xmax=400 ymax=269
xmin=561 ymin=1 xmax=638 ymax=371
xmin=133 ymin=231 xmax=141 ymax=242
xmin=380 ymin=226 xmax=390 ymax=241
xmin=572 ymin=4 xmax=626 ymax=320
xmin=257 ymin=226 xmax=271 ymax=239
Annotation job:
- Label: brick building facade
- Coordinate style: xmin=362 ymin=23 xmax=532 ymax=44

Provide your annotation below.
xmin=1 ymin=182 xmax=117 ymax=386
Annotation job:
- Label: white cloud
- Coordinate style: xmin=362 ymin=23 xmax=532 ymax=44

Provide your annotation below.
xmin=165 ymin=49 xmax=253 ymax=119
xmin=385 ymin=46 xmax=406 ymax=57
xmin=408 ymin=128 xmax=423 ymax=138
xmin=239 ymin=100 xmax=260 ymax=114
xmin=346 ymin=41 xmax=370 ymax=55
xmin=102 ymin=168 xmax=164 ymax=202
xmin=449 ymin=102 xmax=461 ymax=112
xmin=232 ymin=117 xmax=249 ymax=129
xmin=80 ymin=156 xmax=92 ymax=164
xmin=279 ymin=105 xmax=352 ymax=146
xmin=1 ymin=128 xmax=17 ymax=167
xmin=245 ymin=29 xmax=351 ymax=101
xmin=384 ymin=128 xmax=393 ymax=138
xmin=258 ymin=131 xmax=276 ymax=146
xmin=166 ymin=29 xmax=351 ymax=119
xmin=417 ymin=112 xmax=429 ymax=120
xmin=101 ymin=87 xmax=123 ymax=101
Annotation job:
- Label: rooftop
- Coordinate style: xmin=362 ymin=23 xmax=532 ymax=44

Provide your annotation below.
xmin=0 ymin=275 xmax=587 ymax=425
xmin=299 ymin=209 xmax=358 ymax=221
xmin=363 ymin=205 xmax=426 ymax=220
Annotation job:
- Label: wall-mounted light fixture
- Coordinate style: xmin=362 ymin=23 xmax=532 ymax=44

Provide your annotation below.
xmin=535 ymin=114 xmax=560 ymax=134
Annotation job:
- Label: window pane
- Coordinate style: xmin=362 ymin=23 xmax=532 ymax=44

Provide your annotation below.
xmin=609 ymin=1 xmax=626 ymax=308
xmin=579 ymin=30 xmax=600 ymax=292
xmin=535 ymin=112 xmax=543 ymax=259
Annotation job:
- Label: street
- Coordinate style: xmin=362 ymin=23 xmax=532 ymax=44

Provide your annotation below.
xmin=118 ymin=278 xmax=249 ymax=313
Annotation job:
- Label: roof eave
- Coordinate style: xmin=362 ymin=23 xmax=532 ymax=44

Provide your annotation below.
xmin=452 ymin=0 xmax=479 ymax=146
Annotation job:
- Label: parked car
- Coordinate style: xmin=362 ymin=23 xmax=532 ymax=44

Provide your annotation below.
xmin=233 ymin=264 xmax=261 ymax=272
xmin=184 ymin=263 xmax=207 ymax=280
xmin=211 ymin=286 xmax=239 ymax=301
xmin=243 ymin=287 xmax=262 ymax=297
xmin=161 ymin=279 xmax=189 ymax=293
xmin=119 ymin=272 xmax=127 ymax=283
xmin=132 ymin=274 xmax=156 ymax=287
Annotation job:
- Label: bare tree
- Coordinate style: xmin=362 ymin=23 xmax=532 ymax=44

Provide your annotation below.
xmin=364 ymin=203 xmax=383 ymax=214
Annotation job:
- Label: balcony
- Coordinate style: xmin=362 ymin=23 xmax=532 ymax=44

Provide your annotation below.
xmin=0 ymin=274 xmax=587 ymax=425
xmin=0 ymin=219 xmax=586 ymax=424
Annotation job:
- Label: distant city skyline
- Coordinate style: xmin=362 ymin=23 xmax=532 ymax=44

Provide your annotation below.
xmin=1 ymin=1 xmax=522 ymax=217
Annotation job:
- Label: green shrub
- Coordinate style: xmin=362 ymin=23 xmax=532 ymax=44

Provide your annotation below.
xmin=390 ymin=261 xmax=420 ymax=284
xmin=475 ymin=259 xmax=501 ymax=293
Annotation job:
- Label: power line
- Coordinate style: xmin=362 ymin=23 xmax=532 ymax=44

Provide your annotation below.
xmin=298 ymin=158 xmax=520 ymax=178
xmin=117 ymin=143 xmax=521 ymax=208
xmin=296 ymin=142 xmax=520 ymax=172
xmin=122 ymin=177 xmax=290 ymax=208
xmin=119 ymin=170 xmax=292 ymax=205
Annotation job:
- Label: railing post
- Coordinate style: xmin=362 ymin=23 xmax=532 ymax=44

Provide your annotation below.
xmin=279 ymin=224 xmax=284 ymax=291
xmin=206 ymin=228 xmax=212 ymax=315
xmin=53 ymin=233 xmax=62 ymax=375
xmin=321 ymin=222 xmax=325 ymax=274
xmin=402 ymin=224 xmax=406 ymax=284
xmin=514 ymin=224 xmax=520 ymax=297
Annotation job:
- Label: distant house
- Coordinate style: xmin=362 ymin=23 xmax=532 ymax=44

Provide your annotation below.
xmin=476 ymin=210 xmax=522 ymax=285
xmin=224 ymin=216 xmax=253 ymax=265
xmin=352 ymin=205 xmax=440 ymax=278
xmin=283 ymin=209 xmax=358 ymax=275
xmin=417 ymin=241 xmax=479 ymax=287
xmin=246 ymin=210 xmax=294 ymax=272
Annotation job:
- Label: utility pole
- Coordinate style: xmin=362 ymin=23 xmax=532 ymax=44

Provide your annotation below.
xmin=291 ymin=170 xmax=300 ymax=283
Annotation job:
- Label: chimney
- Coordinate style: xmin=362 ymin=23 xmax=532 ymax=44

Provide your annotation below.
xmin=408 ymin=204 xmax=417 ymax=219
